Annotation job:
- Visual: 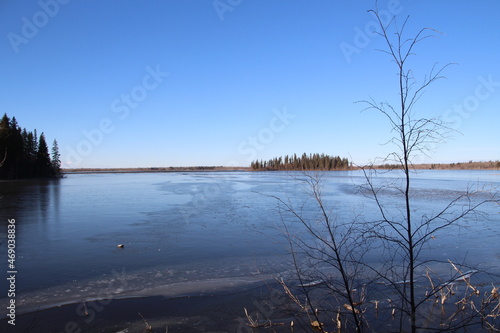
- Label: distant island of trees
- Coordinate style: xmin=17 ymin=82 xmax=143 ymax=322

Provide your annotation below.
xmin=251 ymin=153 xmax=350 ymax=171
xmin=0 ymin=113 xmax=61 ymax=179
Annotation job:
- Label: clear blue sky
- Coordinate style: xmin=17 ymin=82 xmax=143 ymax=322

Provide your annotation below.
xmin=1 ymin=1 xmax=499 ymax=168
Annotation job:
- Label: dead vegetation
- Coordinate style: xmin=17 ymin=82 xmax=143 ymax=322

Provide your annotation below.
xmin=243 ymin=307 xmax=285 ymax=329
xmin=251 ymin=2 xmax=500 ymax=331
xmin=377 ymin=160 xmax=500 ymax=171
xmin=62 ymin=166 xmax=249 ymax=174
xmin=264 ymin=262 xmax=499 ymax=332
xmin=139 ymin=313 xmax=152 ymax=333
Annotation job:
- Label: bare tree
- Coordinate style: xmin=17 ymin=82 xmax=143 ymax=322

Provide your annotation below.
xmin=264 ymin=4 xmax=499 ymax=333
xmin=267 ymin=172 xmax=371 ymax=332
xmin=358 ymin=5 xmax=499 ymax=333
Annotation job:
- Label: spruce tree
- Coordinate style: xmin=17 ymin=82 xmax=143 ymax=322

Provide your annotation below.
xmin=0 ymin=114 xmax=9 ymax=170
xmin=37 ymin=133 xmax=53 ymax=177
xmin=0 ymin=114 xmax=60 ymax=179
xmin=51 ymin=139 xmax=62 ymax=176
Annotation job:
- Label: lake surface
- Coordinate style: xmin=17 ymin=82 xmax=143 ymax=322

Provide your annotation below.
xmin=0 ymin=170 xmax=499 ymax=316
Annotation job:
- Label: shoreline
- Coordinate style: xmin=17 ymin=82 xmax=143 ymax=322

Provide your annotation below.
xmin=0 ymin=283 xmax=290 ymax=333
xmin=62 ymin=166 xmax=251 ymax=174
xmin=7 ymin=276 xmax=273 ymax=318
xmin=62 ymin=164 xmax=500 ymax=175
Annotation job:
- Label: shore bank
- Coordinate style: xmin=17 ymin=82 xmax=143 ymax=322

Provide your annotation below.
xmin=62 ymin=166 xmax=250 ymax=174
xmin=0 ymin=282 xmax=293 ymax=333
xmin=63 ymin=161 xmax=500 ymax=174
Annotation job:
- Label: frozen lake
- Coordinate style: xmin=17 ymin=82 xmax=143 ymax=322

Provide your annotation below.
xmin=0 ymin=170 xmax=499 ymax=316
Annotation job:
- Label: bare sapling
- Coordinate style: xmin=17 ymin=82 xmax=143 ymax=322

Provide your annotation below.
xmin=358 ymin=3 xmax=500 ymax=332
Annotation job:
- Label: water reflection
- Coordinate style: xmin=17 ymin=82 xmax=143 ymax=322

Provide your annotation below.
xmin=0 ymin=178 xmax=61 ymax=226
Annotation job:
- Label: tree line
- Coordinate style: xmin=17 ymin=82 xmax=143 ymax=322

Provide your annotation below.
xmin=0 ymin=113 xmax=61 ymax=179
xmin=250 ymin=153 xmax=350 ymax=171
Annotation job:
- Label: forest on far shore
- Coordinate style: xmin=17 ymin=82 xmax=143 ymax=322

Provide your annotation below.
xmin=0 ymin=113 xmax=61 ymax=180
xmin=251 ymin=153 xmax=350 ymax=171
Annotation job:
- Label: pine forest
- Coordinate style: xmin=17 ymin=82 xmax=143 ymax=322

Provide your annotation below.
xmin=0 ymin=113 xmax=61 ymax=179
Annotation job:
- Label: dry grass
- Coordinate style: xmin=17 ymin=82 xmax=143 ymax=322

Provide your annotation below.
xmin=243 ymin=307 xmax=285 ymax=329
xmin=62 ymin=160 xmax=500 ymax=174
xmin=375 ymin=160 xmax=500 ymax=170
xmin=138 ymin=313 xmax=152 ymax=333
xmin=272 ymin=262 xmax=499 ymax=332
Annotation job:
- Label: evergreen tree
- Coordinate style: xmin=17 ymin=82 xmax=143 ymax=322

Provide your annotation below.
xmin=0 ymin=114 xmax=10 ymax=170
xmin=250 ymin=153 xmax=350 ymax=171
xmin=9 ymin=117 xmax=24 ymax=170
xmin=51 ymin=139 xmax=62 ymax=176
xmin=0 ymin=113 xmax=60 ymax=179
xmin=36 ymin=133 xmax=53 ymax=177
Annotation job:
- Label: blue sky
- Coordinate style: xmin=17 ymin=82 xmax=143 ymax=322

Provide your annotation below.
xmin=1 ymin=0 xmax=499 ymax=168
